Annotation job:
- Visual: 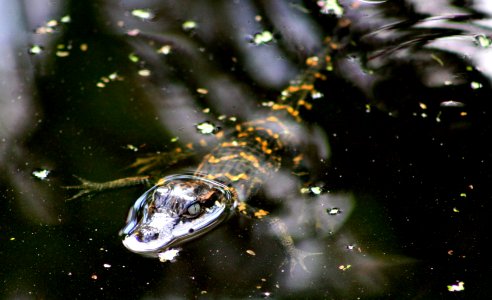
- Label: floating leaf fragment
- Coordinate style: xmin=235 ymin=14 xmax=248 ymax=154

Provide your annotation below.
xmin=60 ymin=15 xmax=71 ymax=23
xmin=182 ymin=20 xmax=197 ymax=31
xmin=327 ymin=207 xmax=342 ymax=215
xmin=138 ymin=69 xmax=151 ymax=77
xmin=317 ymin=0 xmax=344 ymax=17
xmin=29 ymin=45 xmax=44 ymax=55
xmin=470 ymin=81 xmax=482 ymax=89
xmin=157 ymin=45 xmax=172 ymax=55
xmin=246 ymin=249 xmax=256 ymax=256
xmin=128 ymin=53 xmax=140 ymax=62
xmin=447 ymin=281 xmax=464 ymax=292
xmin=196 ymin=121 xmax=220 ymax=135
xmin=32 ymin=169 xmax=51 ymax=180
xmin=440 ymin=100 xmax=464 ymax=107
xmin=338 ymin=264 xmax=351 ymax=271
xmin=253 ymin=31 xmax=274 ymax=45
xmin=158 ymin=249 xmax=180 ymax=262
xmin=131 ymin=9 xmax=155 ymax=20
xmin=474 ymin=34 xmax=491 ymax=48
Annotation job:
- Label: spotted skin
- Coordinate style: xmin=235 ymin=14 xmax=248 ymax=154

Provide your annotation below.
xmin=193 ymin=49 xmax=331 ymax=202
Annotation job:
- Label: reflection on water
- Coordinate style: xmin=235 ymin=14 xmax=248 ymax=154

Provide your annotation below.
xmin=1 ymin=0 xmax=491 ymax=298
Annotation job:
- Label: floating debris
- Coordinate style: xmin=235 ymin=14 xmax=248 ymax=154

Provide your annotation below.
xmin=138 ymin=69 xmax=151 ymax=77
xmin=252 ymin=31 xmax=274 ymax=45
xmin=96 ymin=72 xmax=123 ymax=88
xmin=127 ymin=29 xmax=140 ymax=36
xmin=182 ymin=20 xmax=197 ymax=31
xmin=470 ymin=81 xmax=482 ymax=89
xmin=128 ymin=53 xmax=140 ymax=63
xmin=327 ymin=207 xmax=342 ymax=215
xmin=124 ymin=144 xmax=139 ymax=152
xmin=60 ymin=15 xmax=71 ymax=23
xmin=158 ymin=249 xmax=180 ymax=262
xmin=300 ymin=186 xmax=323 ymax=195
xmin=440 ymin=100 xmax=464 ymax=107
xmin=246 ymin=249 xmax=256 ymax=256
xmin=103 ymin=263 xmax=111 ymax=268
xmin=196 ymin=121 xmax=220 ymax=135
xmin=338 ymin=264 xmax=351 ymax=271
xmin=157 ymin=45 xmax=172 ymax=55
xmin=474 ymin=34 xmax=491 ymax=48
xmin=131 ymin=9 xmax=155 ymax=21
xmin=317 ymin=0 xmax=344 ymax=17
xmin=447 ymin=281 xmax=465 ymax=292
xmin=32 ymin=168 xmax=51 ymax=180
xmin=196 ymin=88 xmax=208 ymax=95
xmin=29 ymin=45 xmax=44 ymax=55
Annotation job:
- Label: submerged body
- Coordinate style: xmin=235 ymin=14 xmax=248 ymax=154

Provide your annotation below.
xmin=118 ymin=49 xmax=333 ymax=259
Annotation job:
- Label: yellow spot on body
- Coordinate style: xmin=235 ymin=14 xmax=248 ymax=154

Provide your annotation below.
xmin=156 ymin=177 xmax=167 ymax=185
xmin=199 ymin=139 xmax=208 ymax=147
xmin=297 ymin=99 xmax=312 ymax=110
xmin=293 ymin=154 xmax=303 ymax=166
xmin=221 ymin=141 xmax=248 ymax=148
xmin=271 ymin=104 xmax=301 ymax=122
xmin=306 ymin=56 xmax=319 ymax=67
xmin=254 ymin=209 xmax=269 ymax=218
xmin=205 ymin=172 xmax=249 ymax=182
xmin=207 ymin=154 xmax=238 ymax=163
xmin=225 ymin=173 xmax=249 ymax=181
xmin=238 ymin=202 xmax=247 ymax=212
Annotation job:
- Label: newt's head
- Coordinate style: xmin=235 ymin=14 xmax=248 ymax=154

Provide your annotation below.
xmin=120 ymin=174 xmax=236 ymax=257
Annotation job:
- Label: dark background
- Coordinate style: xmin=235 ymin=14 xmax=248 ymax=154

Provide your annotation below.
xmin=1 ymin=0 xmax=491 ymax=299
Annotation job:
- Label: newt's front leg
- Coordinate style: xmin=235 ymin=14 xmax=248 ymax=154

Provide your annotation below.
xmin=237 ymin=201 xmax=322 ymax=273
xmin=64 ymin=175 xmax=151 ymax=201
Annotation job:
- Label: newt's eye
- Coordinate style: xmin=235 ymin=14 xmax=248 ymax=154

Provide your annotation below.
xmin=185 ymin=202 xmax=201 ymax=217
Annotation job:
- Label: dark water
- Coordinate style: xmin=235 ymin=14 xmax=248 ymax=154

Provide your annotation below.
xmin=1 ymin=0 xmax=491 ymax=299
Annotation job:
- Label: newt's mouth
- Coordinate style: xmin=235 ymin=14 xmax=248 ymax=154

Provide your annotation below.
xmin=120 ymin=174 xmax=236 ymax=257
